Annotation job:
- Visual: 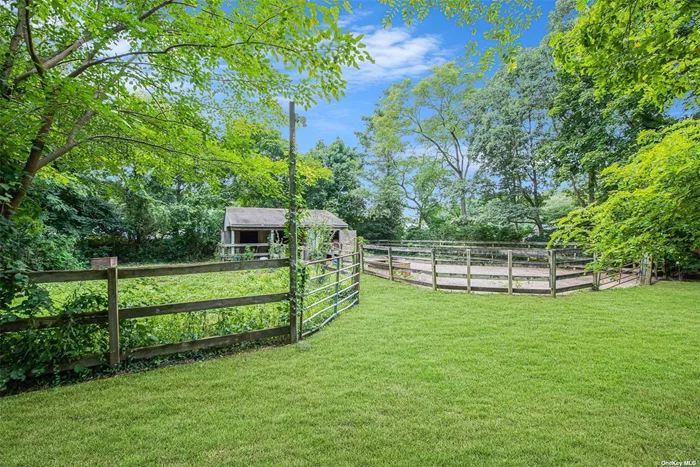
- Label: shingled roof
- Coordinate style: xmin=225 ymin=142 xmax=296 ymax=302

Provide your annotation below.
xmin=224 ymin=207 xmax=348 ymax=230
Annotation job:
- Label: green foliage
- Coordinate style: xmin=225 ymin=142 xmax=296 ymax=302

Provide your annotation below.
xmin=0 ymin=290 xmax=108 ymax=390
xmin=305 ymin=138 xmax=367 ymax=228
xmin=550 ymin=0 xmax=698 ymax=265
xmin=368 ymin=62 xmax=480 ymax=216
xmin=405 ymin=217 xmax=524 ymax=242
xmin=357 ymin=176 xmax=404 ymax=241
xmin=1 ymin=0 xmax=371 ymax=218
xmin=552 ymin=120 xmax=700 ymax=268
xmin=379 ymin=0 xmax=538 ymax=70
xmin=306 ymin=220 xmax=334 ymax=261
xmin=396 ymin=155 xmax=447 ymax=229
xmin=471 ymin=46 xmax=558 ymax=235
xmin=551 ymin=0 xmax=700 ymax=109
xmin=267 ymin=231 xmax=287 ymax=260
xmin=242 ymin=247 xmax=255 ymax=261
xmin=546 ymin=0 xmax=670 ymax=206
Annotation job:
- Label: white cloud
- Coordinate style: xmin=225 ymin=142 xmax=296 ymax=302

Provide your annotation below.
xmin=106 ymin=38 xmax=131 ymax=57
xmin=338 ymin=9 xmax=374 ymax=29
xmin=344 ymin=27 xmax=450 ymax=86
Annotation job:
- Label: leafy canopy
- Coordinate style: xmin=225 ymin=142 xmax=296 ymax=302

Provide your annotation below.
xmin=552 ymin=120 xmax=700 ymax=266
xmin=551 ymin=0 xmax=700 ymax=109
xmin=1 ymin=0 xmax=371 ymax=216
xmin=380 ymin=0 xmax=539 ymax=69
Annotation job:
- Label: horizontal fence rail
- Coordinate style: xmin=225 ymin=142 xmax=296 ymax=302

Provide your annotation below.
xmin=374 ymin=239 xmax=580 ymax=249
xmin=2 ymin=259 xmax=293 ymax=372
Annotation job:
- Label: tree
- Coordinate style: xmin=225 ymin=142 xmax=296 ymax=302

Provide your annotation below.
xmin=0 ymin=0 xmax=371 ymax=218
xmin=355 ymin=112 xmax=404 ymax=240
xmin=394 ymin=154 xmax=446 ymax=230
xmin=550 ymin=0 xmax=699 ymax=267
xmin=305 ymin=138 xmax=366 ymax=228
xmin=552 ymin=120 xmax=700 ymax=267
xmin=551 ymin=0 xmax=700 ymax=110
xmin=546 ymin=0 xmax=668 ymax=206
xmin=358 ymin=176 xmax=404 ymax=241
xmin=472 ymin=46 xmax=558 ymax=235
xmin=219 ymin=121 xmax=290 ymax=209
xmin=369 ymin=62 xmax=480 ymax=216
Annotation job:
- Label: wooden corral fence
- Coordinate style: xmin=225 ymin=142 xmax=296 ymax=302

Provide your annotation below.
xmin=362 ymin=243 xmax=648 ymax=296
xmin=0 ymin=259 xmax=292 ymax=372
xmin=299 ymin=249 xmax=361 ymax=338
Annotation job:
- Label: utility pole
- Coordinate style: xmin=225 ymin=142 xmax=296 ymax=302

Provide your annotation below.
xmin=288 ymin=102 xmax=298 ymax=344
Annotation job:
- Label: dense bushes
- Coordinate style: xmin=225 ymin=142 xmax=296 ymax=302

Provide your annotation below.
xmin=4 ymin=177 xmax=226 ymax=270
xmin=404 ymin=219 xmax=529 ymax=243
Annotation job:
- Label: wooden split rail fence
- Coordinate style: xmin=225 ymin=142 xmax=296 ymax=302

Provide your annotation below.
xmin=2 ymin=248 xmax=366 ymax=375
xmin=0 ymin=259 xmax=293 ymax=372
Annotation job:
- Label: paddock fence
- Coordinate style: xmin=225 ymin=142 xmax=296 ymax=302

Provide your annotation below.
xmin=361 ymin=243 xmax=648 ymax=296
xmin=0 ymin=259 xmax=293 ymax=373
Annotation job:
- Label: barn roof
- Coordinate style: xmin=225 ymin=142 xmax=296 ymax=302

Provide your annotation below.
xmin=224 ymin=207 xmax=348 ymax=230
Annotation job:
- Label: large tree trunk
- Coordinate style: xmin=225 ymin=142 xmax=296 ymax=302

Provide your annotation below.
xmin=3 ymin=114 xmax=55 ymax=219
xmin=459 ymin=194 xmax=467 ymax=217
xmin=534 ymin=215 xmax=544 ymax=236
xmin=587 ymin=170 xmax=596 ymax=205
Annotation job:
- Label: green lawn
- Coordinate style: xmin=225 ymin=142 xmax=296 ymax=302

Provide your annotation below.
xmin=1 ymin=275 xmax=698 ymax=466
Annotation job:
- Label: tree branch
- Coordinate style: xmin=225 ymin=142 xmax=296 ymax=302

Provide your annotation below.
xmin=1 ymin=6 xmax=25 ymax=97
xmin=37 ymin=56 xmax=137 ymax=169
xmin=23 ymin=0 xmax=44 ymax=79
xmin=12 ymin=0 xmax=177 ymax=85
xmin=67 ymin=40 xmax=313 ymax=79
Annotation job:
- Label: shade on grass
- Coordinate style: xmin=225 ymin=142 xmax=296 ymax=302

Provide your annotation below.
xmin=1 ymin=276 xmax=698 ymax=466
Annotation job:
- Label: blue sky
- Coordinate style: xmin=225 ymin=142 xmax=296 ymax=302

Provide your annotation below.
xmin=292 ymin=0 xmax=558 ymax=153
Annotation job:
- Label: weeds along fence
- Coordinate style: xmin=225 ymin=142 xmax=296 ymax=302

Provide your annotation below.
xmin=299 ymin=252 xmax=361 ymax=338
xmin=1 ymin=251 xmax=363 ymax=378
xmin=1 ymin=259 xmax=293 ymax=373
xmin=361 ymin=244 xmax=644 ymax=296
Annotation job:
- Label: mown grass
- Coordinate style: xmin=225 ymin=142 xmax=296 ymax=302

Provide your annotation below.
xmin=1 ymin=275 xmax=698 ymax=466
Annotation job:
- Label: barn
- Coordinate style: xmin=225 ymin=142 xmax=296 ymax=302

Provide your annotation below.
xmin=220 ymin=207 xmax=351 ymax=259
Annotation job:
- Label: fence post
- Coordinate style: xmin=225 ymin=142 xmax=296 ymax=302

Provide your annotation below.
xmin=298 ymin=263 xmax=306 ymax=341
xmin=288 ymin=101 xmax=299 ymax=344
xmin=507 ymin=250 xmax=513 ymax=295
xmin=352 ymin=238 xmax=361 ymax=304
xmin=431 ymin=248 xmax=437 ymax=291
xmin=592 ymin=252 xmax=600 ymax=290
xmin=619 ymin=262 xmax=623 ymax=284
xmin=388 ymin=246 xmax=394 ymax=281
xmin=641 ymin=254 xmax=653 ymax=285
xmin=107 ymin=266 xmax=120 ymax=367
xmin=549 ymin=249 xmax=557 ymax=298
xmin=334 ymin=258 xmax=340 ymax=314
xmin=355 ymin=252 xmax=361 ymax=304
xmin=466 ymin=249 xmax=472 ymax=293
xmin=360 ymin=245 xmax=364 ymax=274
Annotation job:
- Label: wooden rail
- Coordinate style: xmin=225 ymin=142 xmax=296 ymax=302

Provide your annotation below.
xmin=2 ymin=259 xmax=293 ymax=371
